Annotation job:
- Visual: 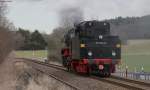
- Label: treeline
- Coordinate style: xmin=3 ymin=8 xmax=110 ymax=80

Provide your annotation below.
xmin=106 ymin=15 xmax=150 ymax=43
xmin=16 ymin=28 xmax=47 ymax=50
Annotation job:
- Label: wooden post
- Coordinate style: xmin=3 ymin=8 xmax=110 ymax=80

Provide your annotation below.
xmin=134 ymin=67 xmax=137 ymax=79
xmin=125 ymin=65 xmax=128 ymax=78
xmin=141 ymin=66 xmax=144 ymax=72
xmin=33 ymin=49 xmax=35 ymax=58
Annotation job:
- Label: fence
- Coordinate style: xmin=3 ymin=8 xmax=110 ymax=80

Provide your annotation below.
xmin=114 ymin=71 xmax=150 ymax=80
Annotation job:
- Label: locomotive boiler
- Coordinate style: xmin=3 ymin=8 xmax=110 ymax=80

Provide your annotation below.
xmin=61 ymin=20 xmax=121 ymax=77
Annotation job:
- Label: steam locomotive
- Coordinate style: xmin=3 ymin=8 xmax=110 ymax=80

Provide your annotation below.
xmin=61 ymin=20 xmax=121 ymax=77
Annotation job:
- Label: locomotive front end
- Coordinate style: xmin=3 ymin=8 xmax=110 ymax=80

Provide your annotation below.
xmin=79 ymin=37 xmax=121 ymax=76
xmin=77 ymin=21 xmax=121 ymax=76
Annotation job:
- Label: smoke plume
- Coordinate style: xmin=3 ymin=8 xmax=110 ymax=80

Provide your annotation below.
xmin=59 ymin=7 xmax=84 ymax=28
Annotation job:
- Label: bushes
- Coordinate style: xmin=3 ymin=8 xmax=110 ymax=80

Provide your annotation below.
xmin=47 ymin=27 xmax=67 ymax=63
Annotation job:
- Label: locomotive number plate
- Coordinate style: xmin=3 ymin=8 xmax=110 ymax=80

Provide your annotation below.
xmin=96 ymin=42 xmax=107 ymax=45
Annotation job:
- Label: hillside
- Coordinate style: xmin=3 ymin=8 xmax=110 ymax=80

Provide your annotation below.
xmin=107 ymin=15 xmax=150 ymax=43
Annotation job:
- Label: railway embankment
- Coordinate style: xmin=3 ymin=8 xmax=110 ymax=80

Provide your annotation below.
xmin=2 ymin=54 xmax=149 ymax=90
xmin=0 ymin=53 xmax=73 ymax=90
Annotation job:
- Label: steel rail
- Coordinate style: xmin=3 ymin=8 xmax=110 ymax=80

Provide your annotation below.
xmin=17 ymin=58 xmax=150 ymax=90
xmin=32 ymin=67 xmax=80 ymax=90
xmin=111 ymin=75 xmax=150 ymax=87
xmin=18 ymin=58 xmax=80 ymax=90
xmin=91 ymin=76 xmax=150 ymax=90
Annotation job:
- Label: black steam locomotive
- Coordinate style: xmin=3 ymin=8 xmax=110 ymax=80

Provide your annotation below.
xmin=61 ymin=20 xmax=121 ymax=77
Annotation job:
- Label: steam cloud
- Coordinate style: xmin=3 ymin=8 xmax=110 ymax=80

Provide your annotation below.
xmin=59 ymin=7 xmax=84 ymax=28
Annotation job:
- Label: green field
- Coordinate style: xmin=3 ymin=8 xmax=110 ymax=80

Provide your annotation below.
xmin=15 ymin=40 xmax=150 ymax=72
xmin=15 ymin=50 xmax=47 ymax=59
xmin=121 ymin=40 xmax=150 ymax=72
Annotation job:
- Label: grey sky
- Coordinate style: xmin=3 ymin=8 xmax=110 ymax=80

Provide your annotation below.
xmin=6 ymin=0 xmax=150 ymax=33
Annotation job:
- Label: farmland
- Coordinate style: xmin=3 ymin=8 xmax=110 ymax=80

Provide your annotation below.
xmin=121 ymin=40 xmax=150 ymax=72
xmin=15 ymin=50 xmax=47 ymax=59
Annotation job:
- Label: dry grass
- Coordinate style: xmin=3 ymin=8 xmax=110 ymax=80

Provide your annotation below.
xmin=26 ymin=75 xmax=73 ymax=90
xmin=14 ymin=60 xmax=73 ymax=90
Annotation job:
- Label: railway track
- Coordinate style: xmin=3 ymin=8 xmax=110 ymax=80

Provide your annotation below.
xmin=33 ymin=67 xmax=80 ymax=90
xmin=19 ymin=58 xmax=150 ymax=90
xmin=17 ymin=58 xmax=80 ymax=90
xmin=92 ymin=76 xmax=150 ymax=90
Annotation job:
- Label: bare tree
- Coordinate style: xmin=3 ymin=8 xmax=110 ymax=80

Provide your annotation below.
xmin=0 ymin=0 xmax=15 ymax=63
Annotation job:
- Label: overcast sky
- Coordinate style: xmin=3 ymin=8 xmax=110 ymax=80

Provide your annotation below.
xmin=6 ymin=0 xmax=150 ymax=33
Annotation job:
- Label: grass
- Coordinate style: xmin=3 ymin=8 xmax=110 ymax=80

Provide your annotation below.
xmin=121 ymin=40 xmax=150 ymax=72
xmin=15 ymin=50 xmax=47 ymax=59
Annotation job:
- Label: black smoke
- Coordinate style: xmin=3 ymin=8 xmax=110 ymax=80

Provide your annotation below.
xmin=59 ymin=7 xmax=84 ymax=28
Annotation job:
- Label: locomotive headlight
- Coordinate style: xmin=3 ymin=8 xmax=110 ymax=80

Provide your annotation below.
xmin=104 ymin=22 xmax=107 ymax=26
xmin=116 ymin=44 xmax=121 ymax=48
xmin=88 ymin=51 xmax=92 ymax=56
xmin=99 ymin=35 xmax=103 ymax=39
xmin=80 ymin=44 xmax=85 ymax=48
xmin=112 ymin=51 xmax=116 ymax=56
